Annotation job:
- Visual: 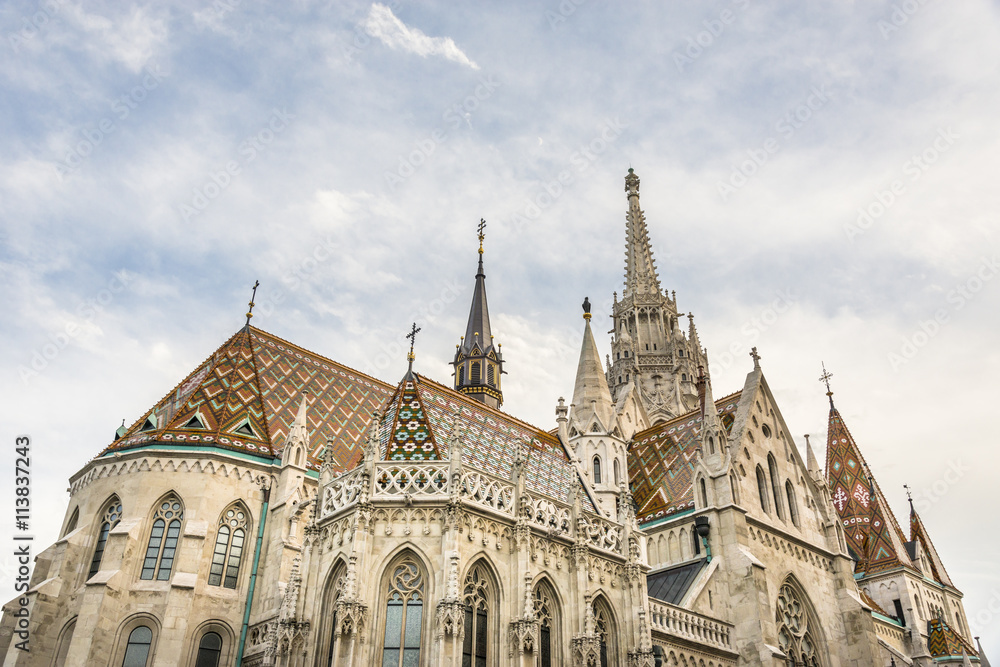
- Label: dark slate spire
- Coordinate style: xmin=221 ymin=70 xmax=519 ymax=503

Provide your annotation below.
xmin=453 ymin=219 xmax=504 ymax=408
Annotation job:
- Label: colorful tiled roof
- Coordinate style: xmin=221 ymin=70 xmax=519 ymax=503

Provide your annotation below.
xmin=927 ymin=618 xmax=978 ymax=660
xmin=629 ymin=392 xmax=741 ymax=524
xmin=910 ymin=507 xmax=955 ymax=588
xmin=825 ymin=407 xmax=911 ymax=575
xmin=381 ymin=374 xmax=595 ymax=511
xmin=383 ymin=375 xmax=442 ymax=461
xmin=103 ymin=326 xmax=395 ymax=473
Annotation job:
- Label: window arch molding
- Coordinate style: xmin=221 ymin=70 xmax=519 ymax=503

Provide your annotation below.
xmin=461 ymin=555 xmax=503 ymax=667
xmin=207 ymin=501 xmax=252 ymax=590
xmin=317 ymin=557 xmax=348 ymax=667
xmin=376 ymin=548 xmax=433 ymax=667
xmin=591 ymin=594 xmax=618 ymax=667
xmin=531 ymin=576 xmax=564 ymax=667
xmin=51 ymin=616 xmax=77 ymax=667
xmin=87 ymin=494 xmax=123 ymax=582
xmin=109 ymin=613 xmax=161 ymax=667
xmin=137 ymin=491 xmax=185 ymax=581
xmin=774 ymin=575 xmax=828 ymax=666
xmin=184 ymin=619 xmax=235 ymax=667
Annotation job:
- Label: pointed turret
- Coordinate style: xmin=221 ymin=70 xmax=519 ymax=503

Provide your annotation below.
xmin=623 ymin=168 xmax=661 ymax=296
xmin=281 ymin=393 xmax=310 ymax=467
xmin=805 ymin=434 xmax=821 ymax=476
xmin=453 ymin=219 xmax=504 ymax=408
xmin=909 ymin=500 xmax=956 ymax=588
xmin=570 ymin=297 xmax=615 ymax=430
xmin=976 ymin=638 xmax=992 ymax=667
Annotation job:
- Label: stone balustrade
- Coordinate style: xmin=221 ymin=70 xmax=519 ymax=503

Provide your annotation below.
xmin=647 ymin=597 xmax=734 ymax=652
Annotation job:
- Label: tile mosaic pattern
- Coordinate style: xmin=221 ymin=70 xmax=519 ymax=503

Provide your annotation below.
xmin=825 ymin=408 xmax=908 ymax=575
xmin=927 ymin=618 xmax=976 ymax=659
xmin=384 ymin=378 xmax=441 ymax=461
xmin=628 ymin=393 xmax=741 ymax=524
xmin=103 ymin=327 xmax=394 ymax=473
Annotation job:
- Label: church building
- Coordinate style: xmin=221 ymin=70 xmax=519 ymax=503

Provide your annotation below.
xmin=0 ymin=170 xmax=988 ymax=666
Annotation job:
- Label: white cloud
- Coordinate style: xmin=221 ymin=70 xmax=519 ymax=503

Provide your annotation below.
xmin=361 ymin=3 xmax=480 ymax=70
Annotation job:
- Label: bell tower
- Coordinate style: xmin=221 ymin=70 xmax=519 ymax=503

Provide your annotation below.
xmin=452 ymin=219 xmax=504 ymax=409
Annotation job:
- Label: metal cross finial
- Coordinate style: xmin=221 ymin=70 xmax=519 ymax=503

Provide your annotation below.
xmin=477 ymin=218 xmax=487 ymax=254
xmin=819 ymin=362 xmax=835 ymax=408
xmin=246 ymin=280 xmax=260 ymax=326
xmin=405 ymin=322 xmax=421 ymax=370
xmin=750 ymin=346 xmax=761 ymax=368
xmin=904 ymin=483 xmax=915 ymax=513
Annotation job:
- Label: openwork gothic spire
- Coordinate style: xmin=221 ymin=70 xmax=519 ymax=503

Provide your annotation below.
xmin=624 ymin=168 xmax=661 ymax=296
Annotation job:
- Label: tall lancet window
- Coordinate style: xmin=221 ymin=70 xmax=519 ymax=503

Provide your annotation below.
xmin=593 ymin=597 xmax=616 ymax=667
xmin=208 ymin=503 xmax=249 ymax=589
xmin=381 ymin=558 xmax=424 ymax=667
xmin=593 ymin=457 xmax=602 ymax=484
xmin=534 ymin=582 xmax=559 ymax=667
xmin=463 ymin=562 xmax=495 ymax=667
xmin=89 ymin=496 xmax=122 ymax=579
xmin=140 ymin=495 xmax=184 ymax=580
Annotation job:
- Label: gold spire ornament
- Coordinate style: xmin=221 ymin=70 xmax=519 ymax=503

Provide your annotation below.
xmin=405 ymin=322 xmax=421 ymax=372
xmin=477 ymin=218 xmax=486 ymax=254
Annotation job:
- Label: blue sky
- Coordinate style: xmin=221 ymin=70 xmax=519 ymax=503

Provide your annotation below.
xmin=2 ymin=0 xmax=999 ymax=654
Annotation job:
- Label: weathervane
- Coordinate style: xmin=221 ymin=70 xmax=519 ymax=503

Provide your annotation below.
xmin=405 ymin=322 xmax=421 ymax=372
xmin=246 ymin=280 xmax=260 ymax=326
xmin=819 ymin=362 xmax=834 ymax=407
xmin=904 ymin=484 xmax=914 ymax=512
xmin=477 ymin=218 xmax=487 ymax=254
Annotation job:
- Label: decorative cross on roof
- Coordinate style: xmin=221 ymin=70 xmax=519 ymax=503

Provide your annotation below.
xmin=819 ymin=362 xmax=833 ymax=392
xmin=246 ymin=280 xmax=260 ymax=326
xmin=750 ymin=346 xmax=761 ymax=368
xmin=477 ymin=218 xmax=487 ymax=254
xmin=405 ymin=322 xmax=421 ymax=370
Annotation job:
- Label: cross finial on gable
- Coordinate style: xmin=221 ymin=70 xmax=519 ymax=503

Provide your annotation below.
xmin=750 ymin=346 xmax=761 ymax=369
xmin=819 ymin=361 xmax=835 ymax=408
xmin=405 ymin=322 xmax=422 ymax=372
xmin=246 ymin=280 xmax=260 ymax=326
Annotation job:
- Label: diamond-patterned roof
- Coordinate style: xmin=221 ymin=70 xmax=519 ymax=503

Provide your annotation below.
xmin=927 ymin=618 xmax=978 ymax=660
xmin=910 ymin=506 xmax=955 ymax=588
xmin=103 ymin=326 xmax=395 ymax=473
xmin=629 ymin=392 xmax=741 ymax=524
xmin=825 ymin=407 xmax=911 ymax=575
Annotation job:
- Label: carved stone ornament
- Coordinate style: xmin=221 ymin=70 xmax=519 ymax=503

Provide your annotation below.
xmin=572 ymin=634 xmax=601 ymax=667
xmin=334 ymin=599 xmax=368 ymax=640
xmin=509 ymin=619 xmax=539 ymax=657
xmin=435 ymin=599 xmax=466 ymax=639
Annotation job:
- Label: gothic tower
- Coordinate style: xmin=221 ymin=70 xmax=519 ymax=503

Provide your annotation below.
xmin=607 ymin=168 xmax=707 ymax=424
xmin=452 ymin=220 xmax=504 ymax=408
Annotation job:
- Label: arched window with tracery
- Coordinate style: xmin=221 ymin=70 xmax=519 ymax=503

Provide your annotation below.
xmin=89 ymin=496 xmax=122 ymax=579
xmin=140 ymin=495 xmax=184 ymax=580
xmin=322 ymin=563 xmax=346 ymax=667
xmin=593 ymin=597 xmax=616 ymax=667
xmin=534 ymin=581 xmax=559 ymax=667
xmin=776 ymin=582 xmax=823 ymax=666
xmin=208 ymin=503 xmax=249 ymax=589
xmin=463 ymin=562 xmax=496 ymax=667
xmin=381 ymin=557 xmax=424 ymax=667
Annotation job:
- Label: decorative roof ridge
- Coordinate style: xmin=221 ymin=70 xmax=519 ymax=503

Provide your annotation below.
xmin=415 ymin=373 xmax=563 ymax=446
xmin=910 ymin=507 xmax=956 ymax=588
xmin=633 ymin=389 xmax=743 ymax=440
xmin=248 ymin=325 xmax=394 ymax=391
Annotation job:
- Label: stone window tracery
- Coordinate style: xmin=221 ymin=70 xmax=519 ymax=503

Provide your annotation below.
xmin=534 ymin=583 xmax=557 ymax=667
xmin=89 ymin=497 xmax=123 ymax=579
xmin=382 ymin=558 xmax=424 ymax=667
xmin=140 ymin=496 xmax=183 ymax=580
xmin=463 ymin=563 xmax=494 ymax=667
xmin=776 ymin=583 xmax=821 ymax=666
xmin=208 ymin=504 xmax=249 ymax=589
xmin=594 ymin=599 xmax=615 ymax=667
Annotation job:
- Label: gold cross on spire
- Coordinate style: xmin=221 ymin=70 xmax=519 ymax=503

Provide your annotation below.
xmin=246 ymin=280 xmax=260 ymax=326
xmin=405 ymin=322 xmax=421 ymax=371
xmin=477 ymin=218 xmax=486 ymax=254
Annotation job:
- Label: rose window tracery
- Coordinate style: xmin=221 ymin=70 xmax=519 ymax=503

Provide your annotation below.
xmin=776 ymin=584 xmax=820 ymax=666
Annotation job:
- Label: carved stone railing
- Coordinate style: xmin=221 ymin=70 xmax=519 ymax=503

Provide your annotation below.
xmin=647 ymin=598 xmax=734 ymax=653
xmin=373 ymin=463 xmax=449 ymax=498
xmin=522 ymin=492 xmax=572 ymax=536
xmin=581 ymin=513 xmax=623 ymax=554
xmin=460 ymin=470 xmax=515 ymax=516
xmin=321 ymin=467 xmax=365 ymax=518
xmin=872 ymin=614 xmax=906 ymax=653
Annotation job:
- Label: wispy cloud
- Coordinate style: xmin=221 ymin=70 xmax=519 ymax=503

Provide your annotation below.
xmin=361 ymin=3 xmax=480 ymax=70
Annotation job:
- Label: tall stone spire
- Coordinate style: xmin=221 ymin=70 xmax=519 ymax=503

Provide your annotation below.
xmin=570 ymin=297 xmax=615 ymax=430
xmin=453 ymin=219 xmax=504 ymax=409
xmin=623 ymin=168 xmax=662 ymax=296
xmin=608 ymin=169 xmax=706 ymax=423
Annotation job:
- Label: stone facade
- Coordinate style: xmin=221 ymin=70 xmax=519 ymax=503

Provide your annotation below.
xmin=0 ymin=170 xmax=983 ymax=666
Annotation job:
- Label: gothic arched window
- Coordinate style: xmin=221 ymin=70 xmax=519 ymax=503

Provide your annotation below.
xmin=63 ymin=507 xmax=79 ymax=537
xmin=756 ymin=466 xmax=770 ymax=514
xmin=122 ymin=626 xmax=153 ymax=667
xmin=786 ymin=480 xmax=800 ymax=527
xmin=89 ymin=496 xmax=123 ymax=579
xmin=208 ymin=503 xmax=249 ymax=588
xmin=463 ymin=562 xmax=496 ymax=667
xmin=594 ymin=597 xmax=616 ymax=667
xmin=593 ymin=456 xmax=602 ymax=484
xmin=699 ymin=478 xmax=708 ymax=507
xmin=194 ymin=632 xmax=222 ymax=667
xmin=534 ymin=581 xmax=559 ymax=667
xmin=322 ymin=563 xmax=346 ymax=667
xmin=140 ymin=496 xmax=184 ymax=580
xmin=381 ymin=557 xmax=424 ymax=667
xmin=776 ymin=582 xmax=823 ymax=666
xmin=768 ymin=454 xmax=785 ymax=520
